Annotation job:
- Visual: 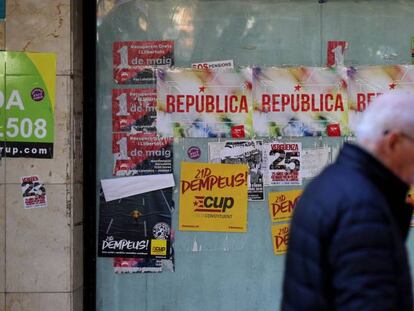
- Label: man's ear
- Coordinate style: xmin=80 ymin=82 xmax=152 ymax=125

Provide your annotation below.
xmin=384 ymin=131 xmax=400 ymax=153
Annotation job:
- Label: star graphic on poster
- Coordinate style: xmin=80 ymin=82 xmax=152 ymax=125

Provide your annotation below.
xmin=389 ymin=82 xmax=397 ymax=90
xmin=199 ymin=85 xmax=206 ymax=93
xmin=193 ymin=200 xmax=199 ymax=207
xmin=294 ymin=84 xmax=302 ymax=92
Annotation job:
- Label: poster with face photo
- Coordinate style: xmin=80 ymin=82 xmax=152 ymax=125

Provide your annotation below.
xmin=208 ymin=140 xmax=264 ymax=201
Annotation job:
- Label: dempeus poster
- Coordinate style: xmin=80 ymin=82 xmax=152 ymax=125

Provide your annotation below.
xmin=268 ymin=189 xmax=302 ymax=223
xmin=271 ymin=223 xmax=290 ymax=255
xmin=156 ymin=68 xmax=252 ymax=138
xmin=179 ymin=162 xmax=248 ymax=232
xmin=98 ymin=176 xmax=174 ymax=258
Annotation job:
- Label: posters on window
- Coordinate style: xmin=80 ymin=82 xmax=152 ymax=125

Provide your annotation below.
xmin=156 ymin=68 xmax=252 ymax=138
xmin=112 ymin=88 xmax=157 ymax=135
xmin=0 ymin=52 xmax=56 ymax=158
xmin=113 ymin=228 xmax=175 ymax=273
xmin=20 ymin=175 xmax=47 ymax=209
xmin=112 ymin=134 xmax=173 ymax=176
xmin=113 ymin=40 xmax=174 ymax=84
xmin=268 ymin=189 xmax=302 ymax=223
xmin=208 ymin=140 xmax=264 ymax=201
xmin=253 ymin=67 xmax=348 ymax=137
xmin=191 ymin=60 xmax=234 ymax=70
xmin=301 ymin=147 xmax=331 ymax=179
xmin=347 ymin=65 xmax=414 ymax=133
xmin=113 ymin=256 xmax=175 ymax=273
xmin=326 ymin=41 xmax=347 ymax=67
xmin=98 ymin=176 xmax=174 ymax=258
xmin=271 ymin=223 xmax=290 ymax=255
xmin=179 ymin=162 xmax=248 ymax=232
xmin=263 ymin=140 xmax=302 ymax=186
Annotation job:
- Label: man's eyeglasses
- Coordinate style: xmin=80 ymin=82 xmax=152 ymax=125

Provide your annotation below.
xmin=383 ymin=130 xmax=414 ymax=144
xmin=401 ymin=132 xmax=414 ymax=144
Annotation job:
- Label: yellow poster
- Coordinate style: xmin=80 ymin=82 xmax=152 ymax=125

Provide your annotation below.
xmin=268 ymin=189 xmax=302 ymax=222
xmin=179 ymin=162 xmax=248 ymax=232
xmin=271 ymin=223 xmax=290 ymax=255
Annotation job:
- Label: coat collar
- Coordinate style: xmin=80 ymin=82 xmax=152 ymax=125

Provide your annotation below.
xmin=337 ymin=142 xmax=412 ymax=238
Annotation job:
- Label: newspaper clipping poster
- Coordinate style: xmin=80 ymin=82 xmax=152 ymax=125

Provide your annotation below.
xmin=208 ymin=140 xmax=264 ymax=201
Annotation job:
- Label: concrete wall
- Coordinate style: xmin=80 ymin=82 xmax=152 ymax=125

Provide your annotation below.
xmin=0 ymin=0 xmax=83 ymax=310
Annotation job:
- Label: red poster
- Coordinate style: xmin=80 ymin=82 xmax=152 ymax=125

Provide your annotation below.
xmin=112 ymin=133 xmax=173 ymax=176
xmin=113 ymin=40 xmax=174 ymax=84
xmin=327 ymin=41 xmax=347 ymax=67
xmin=112 ymin=88 xmax=157 ymax=134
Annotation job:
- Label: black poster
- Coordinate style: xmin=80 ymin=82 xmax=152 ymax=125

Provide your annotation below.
xmin=98 ymin=187 xmax=173 ymax=258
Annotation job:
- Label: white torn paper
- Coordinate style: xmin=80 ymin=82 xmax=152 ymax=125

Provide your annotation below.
xmin=301 ymin=147 xmax=330 ymax=179
xmin=101 ymin=174 xmax=175 ymax=202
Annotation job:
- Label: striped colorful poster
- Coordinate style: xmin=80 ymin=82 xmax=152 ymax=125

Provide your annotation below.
xmin=157 ymin=68 xmax=253 ymax=138
xmin=347 ymin=65 xmax=414 ymax=133
xmin=253 ymin=66 xmax=348 ymax=137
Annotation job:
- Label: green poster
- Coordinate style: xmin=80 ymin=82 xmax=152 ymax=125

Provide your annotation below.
xmin=0 ymin=52 xmax=56 ymax=158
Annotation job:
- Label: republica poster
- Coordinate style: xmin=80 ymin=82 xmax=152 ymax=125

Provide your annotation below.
xmin=347 ymin=65 xmax=414 ymax=133
xmin=156 ymin=68 xmax=252 ymax=138
xmin=253 ymin=66 xmax=348 ymax=137
xmin=179 ymin=162 xmax=248 ymax=232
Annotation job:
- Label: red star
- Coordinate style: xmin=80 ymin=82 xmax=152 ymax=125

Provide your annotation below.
xmin=199 ymin=85 xmax=206 ymax=93
xmin=294 ymin=84 xmax=302 ymax=92
xmin=389 ymin=82 xmax=397 ymax=90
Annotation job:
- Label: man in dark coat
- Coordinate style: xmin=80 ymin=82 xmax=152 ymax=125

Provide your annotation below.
xmin=282 ymin=91 xmax=414 ymax=310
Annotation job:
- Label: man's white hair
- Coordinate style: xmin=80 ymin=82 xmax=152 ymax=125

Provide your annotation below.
xmin=356 ymin=91 xmax=414 ymax=143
